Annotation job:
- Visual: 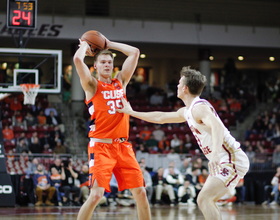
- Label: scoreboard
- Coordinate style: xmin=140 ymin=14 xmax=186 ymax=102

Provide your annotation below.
xmin=7 ymin=0 xmax=37 ymax=29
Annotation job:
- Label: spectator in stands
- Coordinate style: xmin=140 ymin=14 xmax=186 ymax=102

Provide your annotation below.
xmin=6 ymin=149 xmax=15 ymax=161
xmin=24 ymin=157 xmax=40 ymax=206
xmin=166 ymin=165 xmax=184 ymax=200
xmin=19 ymin=151 xmax=30 ymax=163
xmin=174 ymin=143 xmax=189 ymax=154
xmin=251 ymin=115 xmax=265 ymax=134
xmin=264 ymin=123 xmax=278 ymax=142
xmin=265 ymin=77 xmax=279 ymax=102
xmin=150 ymin=90 xmax=164 ymax=105
xmin=78 ymin=164 xmax=90 ymax=204
xmin=39 ymin=132 xmax=52 ymax=149
xmin=179 ymin=157 xmax=192 ymax=176
xmin=244 ymin=144 xmax=256 ymax=165
xmin=272 ymin=144 xmax=280 ymax=167
xmin=24 ymin=112 xmax=38 ymax=127
xmin=49 ymin=157 xmax=62 ymax=173
xmin=192 ymin=157 xmax=208 ymax=172
xmin=270 ymin=113 xmax=278 ymax=125
xmin=10 ymin=97 xmax=22 ymax=111
xmin=254 ymin=141 xmax=267 ymax=164
xmin=37 ymin=110 xmax=47 ymax=126
xmin=42 ymin=143 xmax=52 ymax=154
xmin=17 ymin=132 xmax=29 ymax=146
xmin=273 ymin=124 xmax=280 ymax=145
xmin=262 ymin=166 xmax=280 ymax=205
xmin=140 ymin=163 xmax=153 ymax=204
xmin=12 ymin=111 xmax=26 ymax=129
xmin=136 ymin=143 xmax=150 ymax=154
xmin=178 ymin=179 xmax=196 ymax=206
xmin=132 ymin=134 xmax=144 ymax=150
xmin=31 ymin=102 xmax=43 ymax=116
xmin=46 ymin=110 xmax=65 ymax=134
xmin=184 ymin=134 xmax=193 ymax=150
xmin=152 ymin=167 xmax=176 ymax=206
xmin=62 ymin=65 xmax=72 ymax=102
xmin=2 ymin=125 xmax=15 ymax=145
xmin=33 ymin=163 xmax=56 ymax=206
xmin=185 ymin=167 xmax=203 ymax=202
xmin=166 ymin=149 xmax=181 ymax=168
xmin=198 ymin=168 xmax=209 ymax=187
xmin=51 ymin=131 xmax=63 ymax=145
xmin=139 ymin=126 xmax=152 ymax=141
xmin=170 ymin=134 xmax=182 ymax=149
xmin=60 ymin=159 xmax=81 ymax=206
xmin=53 ymin=139 xmax=67 ymax=154
xmin=158 ymin=136 xmax=170 ymax=153
xmin=28 ymin=132 xmax=42 ymax=154
xmin=50 ymin=167 xmax=63 ymax=206
xmin=138 ymin=158 xmax=153 ymax=172
xmin=163 ymin=161 xmax=180 ymax=178
xmin=145 ymin=134 xmax=159 ymax=153
xmin=229 ymin=98 xmax=241 ymax=113
xmin=26 ymin=157 xmax=40 ymax=177
xmin=15 ymin=138 xmax=30 ymax=154
xmin=44 ymin=103 xmax=58 ymax=116
xmin=152 ymin=124 xmax=165 ymax=142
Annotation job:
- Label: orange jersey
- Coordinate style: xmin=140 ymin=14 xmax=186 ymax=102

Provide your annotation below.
xmin=86 ymin=79 xmax=129 ymax=139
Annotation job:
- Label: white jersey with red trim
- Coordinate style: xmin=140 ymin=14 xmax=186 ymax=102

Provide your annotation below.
xmin=184 ymin=97 xmax=249 ymax=192
xmin=183 ymin=96 xmax=241 ymax=161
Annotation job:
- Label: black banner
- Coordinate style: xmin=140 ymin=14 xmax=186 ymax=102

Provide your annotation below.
xmin=0 ymin=114 xmax=7 ymax=173
xmin=0 ymin=101 xmax=15 ymax=206
xmin=0 ymin=174 xmax=15 ymax=206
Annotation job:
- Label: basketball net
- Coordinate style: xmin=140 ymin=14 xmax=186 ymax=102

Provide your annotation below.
xmin=20 ymin=84 xmax=40 ymax=105
xmin=0 ymin=93 xmax=10 ymax=101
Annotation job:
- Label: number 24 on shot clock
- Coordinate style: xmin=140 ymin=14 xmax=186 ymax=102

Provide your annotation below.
xmin=7 ymin=0 xmax=37 ymax=29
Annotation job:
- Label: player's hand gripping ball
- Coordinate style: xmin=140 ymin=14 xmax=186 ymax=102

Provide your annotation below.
xmin=80 ymin=30 xmax=107 ymax=56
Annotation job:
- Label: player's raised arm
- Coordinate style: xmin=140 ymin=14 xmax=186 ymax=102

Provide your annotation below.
xmin=73 ymin=40 xmax=97 ymax=95
xmin=106 ymin=41 xmax=140 ymax=87
xmin=117 ymin=97 xmax=186 ymax=124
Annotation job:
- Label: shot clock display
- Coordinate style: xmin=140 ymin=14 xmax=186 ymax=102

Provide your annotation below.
xmin=7 ymin=0 xmax=37 ymax=29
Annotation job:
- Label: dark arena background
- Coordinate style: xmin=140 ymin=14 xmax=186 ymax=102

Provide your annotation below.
xmin=0 ymin=0 xmax=280 ymax=219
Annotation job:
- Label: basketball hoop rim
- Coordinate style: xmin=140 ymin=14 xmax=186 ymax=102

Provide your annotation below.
xmin=20 ymin=84 xmax=40 ymax=92
xmin=20 ymin=83 xmax=40 ymax=87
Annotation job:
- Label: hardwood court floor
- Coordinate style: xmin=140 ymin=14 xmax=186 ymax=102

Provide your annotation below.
xmin=0 ymin=203 xmax=279 ymax=220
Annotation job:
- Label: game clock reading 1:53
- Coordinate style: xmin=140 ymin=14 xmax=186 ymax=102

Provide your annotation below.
xmin=7 ymin=0 xmax=37 ymax=29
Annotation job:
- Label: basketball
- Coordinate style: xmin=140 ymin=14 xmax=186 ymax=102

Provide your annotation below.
xmin=81 ymin=30 xmax=107 ymax=56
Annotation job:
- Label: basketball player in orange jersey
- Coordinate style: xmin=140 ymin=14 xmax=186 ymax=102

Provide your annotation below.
xmin=73 ymin=35 xmax=151 ymax=220
xmin=117 ymin=66 xmax=250 ymax=220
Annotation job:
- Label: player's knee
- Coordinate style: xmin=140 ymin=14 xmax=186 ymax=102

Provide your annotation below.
xmin=88 ymin=191 xmax=104 ymax=204
xmin=131 ymin=187 xmax=147 ymax=200
xmin=197 ymin=192 xmax=206 ymax=209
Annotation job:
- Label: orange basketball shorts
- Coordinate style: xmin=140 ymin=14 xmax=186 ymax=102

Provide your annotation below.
xmin=88 ymin=140 xmax=144 ymax=192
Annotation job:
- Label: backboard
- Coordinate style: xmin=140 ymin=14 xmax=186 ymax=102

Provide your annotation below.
xmin=0 ymin=48 xmax=62 ymax=93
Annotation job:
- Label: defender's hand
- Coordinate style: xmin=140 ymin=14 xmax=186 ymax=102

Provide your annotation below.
xmin=116 ymin=97 xmax=133 ymax=114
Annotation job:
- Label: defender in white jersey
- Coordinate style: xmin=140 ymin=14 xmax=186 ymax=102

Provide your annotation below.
xmin=117 ymin=66 xmax=250 ymax=220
